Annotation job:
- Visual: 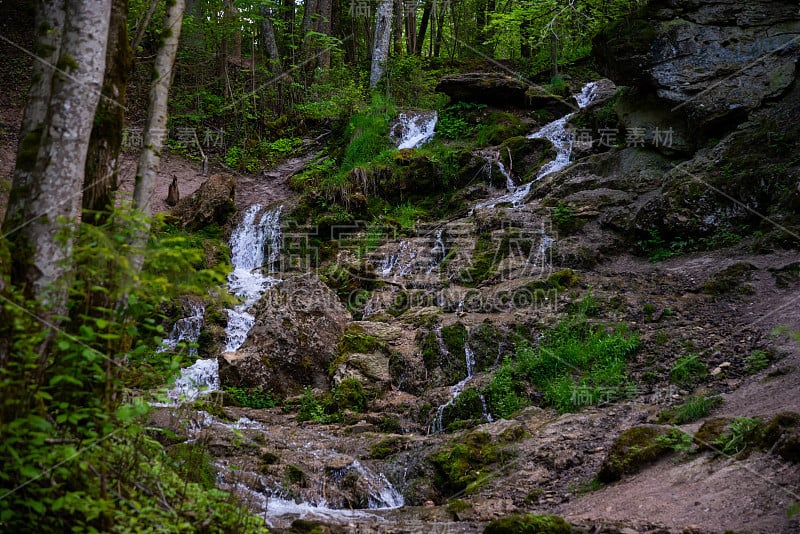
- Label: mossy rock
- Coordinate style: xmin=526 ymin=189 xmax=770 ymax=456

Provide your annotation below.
xmin=483 ymin=513 xmax=571 ymax=534
xmin=597 ymin=425 xmax=673 ymax=483
xmin=430 ymin=431 xmax=503 ymax=496
xmin=702 ymin=262 xmax=756 ymax=296
xmin=289 ymin=519 xmax=331 ymax=534
xmin=499 ymin=137 xmax=556 ymax=183
xmin=440 ymin=388 xmax=489 ymax=432
xmin=694 ymin=417 xmax=734 ymax=450
xmin=477 ymin=112 xmax=529 ymax=146
xmin=370 ymin=436 xmax=406 ymax=459
xmin=761 ymin=412 xmax=800 ymax=462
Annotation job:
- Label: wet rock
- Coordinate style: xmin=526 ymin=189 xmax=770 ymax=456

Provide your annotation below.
xmin=593 ymin=0 xmax=800 ymax=132
xmin=169 ymin=173 xmax=236 ymax=230
xmin=436 ymin=73 xmax=572 ymax=113
xmin=218 ymin=274 xmax=350 ymax=395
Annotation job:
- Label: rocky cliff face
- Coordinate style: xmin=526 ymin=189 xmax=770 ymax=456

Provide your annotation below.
xmin=594 ymin=0 xmax=800 ymax=132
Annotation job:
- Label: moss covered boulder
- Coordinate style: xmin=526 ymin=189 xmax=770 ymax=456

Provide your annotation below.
xmin=597 ymin=425 xmax=673 ymax=482
xmin=483 ymin=513 xmax=571 ymax=534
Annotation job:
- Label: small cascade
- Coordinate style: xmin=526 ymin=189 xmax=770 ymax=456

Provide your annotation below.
xmin=158 ymin=304 xmax=204 ymax=356
xmin=477 ymin=149 xmax=515 ymax=190
xmin=225 ymin=205 xmax=283 ymax=352
xmin=472 ymin=81 xmax=603 ymax=212
xmin=479 ymin=394 xmax=493 ymax=423
xmin=377 ymin=240 xmax=417 ymax=279
xmin=349 ymin=460 xmax=405 ymax=509
xmin=164 ymin=204 xmax=283 ymax=404
xmin=392 ymin=111 xmax=438 ymax=149
xmin=426 ymin=228 xmax=446 ymax=274
xmin=430 ymin=329 xmax=486 ymax=434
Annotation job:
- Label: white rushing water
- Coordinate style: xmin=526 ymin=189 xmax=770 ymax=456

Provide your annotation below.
xmin=394 ymin=111 xmax=438 ymax=149
xmin=165 ymin=204 xmax=283 ymax=404
xmin=472 ymin=81 xmax=602 ymax=211
xmin=430 ymin=329 xmax=491 ymax=434
xmin=158 ymin=304 xmax=205 ymax=357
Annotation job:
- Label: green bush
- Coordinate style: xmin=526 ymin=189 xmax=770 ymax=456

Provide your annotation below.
xmin=670 ymin=354 xmax=708 ymax=386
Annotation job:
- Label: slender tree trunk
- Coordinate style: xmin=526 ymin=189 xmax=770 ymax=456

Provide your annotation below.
xmin=433 ymin=0 xmax=445 ymax=57
xmin=3 ymin=0 xmax=111 ymax=310
xmin=369 ymin=0 xmax=393 ymax=88
xmin=83 ymin=0 xmax=131 ymax=224
xmin=550 ymin=29 xmax=559 ymax=78
xmin=223 ymin=0 xmax=241 ymax=61
xmin=404 ymin=3 xmax=416 ymax=55
xmin=417 ymin=0 xmax=431 ymax=55
xmin=392 ymin=0 xmax=403 ymax=56
xmin=282 ymin=0 xmax=295 ymax=65
xmin=130 ymin=0 xmax=157 ymax=53
xmin=132 ymin=0 xmax=184 ymax=223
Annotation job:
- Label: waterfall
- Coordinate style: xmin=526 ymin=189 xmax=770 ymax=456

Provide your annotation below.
xmin=393 ymin=111 xmax=438 ymax=149
xmin=225 ymin=205 xmax=283 ymax=352
xmin=164 ymin=204 xmax=283 ymax=404
xmin=430 ymin=329 xmax=487 ymax=434
xmin=426 ymin=228 xmax=446 ymax=274
xmin=158 ymin=304 xmax=204 ymax=357
xmin=472 ymin=81 xmax=603 ymax=211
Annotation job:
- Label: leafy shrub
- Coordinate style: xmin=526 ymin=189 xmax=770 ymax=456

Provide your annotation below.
xmin=224 ymin=386 xmax=279 ymax=409
xmin=670 ymin=354 xmax=707 ymax=386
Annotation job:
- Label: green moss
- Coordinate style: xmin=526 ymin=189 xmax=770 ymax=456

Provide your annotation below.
xmin=702 ymin=262 xmax=755 ymax=295
xmin=476 ymin=112 xmax=528 ymax=146
xmin=461 ymin=232 xmax=500 ymax=286
xmin=333 ymin=378 xmax=366 ymax=412
xmin=16 ymin=125 xmax=43 ymax=172
xmin=694 ymin=417 xmax=734 ymax=450
xmin=370 ymin=436 xmax=406 ymax=459
xmin=430 ymin=431 xmax=508 ymax=496
xmin=285 ymin=464 xmax=306 ymax=485
xmin=597 ymin=426 xmax=672 ymax=482
xmin=440 ymin=388 xmax=487 ymax=431
xmin=447 ymin=498 xmax=472 ymax=515
xmin=670 ymin=353 xmax=707 ymax=386
xmin=483 ymin=513 xmax=571 ymax=534
xmin=56 ymin=53 xmax=78 ymax=73
xmin=260 ymin=451 xmax=280 ymax=466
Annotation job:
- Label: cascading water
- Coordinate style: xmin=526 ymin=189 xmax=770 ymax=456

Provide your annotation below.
xmin=472 ymin=81 xmax=603 ymax=211
xmin=158 ymin=304 xmax=205 ymax=357
xmin=165 ymin=204 xmax=283 ymax=403
xmin=426 ymin=228 xmax=446 ymax=274
xmin=393 ymin=111 xmax=438 ymax=149
xmin=430 ymin=329 xmax=488 ymax=434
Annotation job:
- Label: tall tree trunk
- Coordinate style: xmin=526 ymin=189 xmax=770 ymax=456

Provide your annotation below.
xmin=300 ymin=0 xmax=319 ymax=83
xmin=2 ymin=0 xmax=111 ymax=311
xmin=223 ymin=0 xmax=241 ymax=60
xmin=83 ymin=0 xmax=131 ymax=224
xmin=417 ymin=0 xmax=431 ymax=55
xmin=550 ymin=29 xmax=559 ymax=78
xmin=281 ymin=0 xmax=295 ymax=65
xmin=132 ymin=0 xmax=184 ymax=224
xmin=260 ymin=6 xmax=283 ymax=75
xmin=4 ymin=0 xmax=65 ymax=236
xmin=316 ymin=0 xmax=332 ymax=70
xmin=369 ymin=0 xmax=393 ymax=88
xmin=392 ymin=0 xmax=402 ymax=56
xmin=433 ymin=0 xmax=445 ymax=57
xmin=404 ymin=2 xmax=416 ymax=55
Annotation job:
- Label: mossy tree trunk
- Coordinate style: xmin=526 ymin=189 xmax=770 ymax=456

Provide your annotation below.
xmin=82 ymin=0 xmax=131 ymax=225
xmin=2 ymin=0 xmax=110 ymax=311
xmin=369 ymin=0 xmax=393 ymax=88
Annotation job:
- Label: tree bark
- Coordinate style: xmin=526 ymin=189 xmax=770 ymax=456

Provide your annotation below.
xmin=83 ymin=0 xmax=130 ymax=224
xmin=260 ymin=5 xmax=283 ymax=75
xmin=404 ymin=2 xmax=416 ymax=55
xmin=392 ymin=0 xmax=403 ymax=56
xmin=369 ymin=0 xmax=393 ymax=87
xmin=132 ymin=0 xmax=184 ymax=222
xmin=316 ymin=0 xmax=332 ymax=70
xmin=3 ymin=0 xmax=111 ymax=310
xmin=4 ymin=0 xmax=65 ymax=238
xmin=417 ymin=0 xmax=431 ymax=55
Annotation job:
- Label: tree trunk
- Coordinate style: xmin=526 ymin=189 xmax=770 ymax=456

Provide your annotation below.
xmin=260 ymin=5 xmax=283 ymax=75
xmin=4 ymin=0 xmax=64 ymax=236
xmin=83 ymin=0 xmax=131 ymax=224
xmin=550 ymin=30 xmax=559 ymax=78
xmin=369 ymin=0 xmax=393 ymax=88
xmin=316 ymin=0 xmax=332 ymax=70
xmin=392 ymin=0 xmax=403 ymax=56
xmin=417 ymin=0 xmax=431 ymax=55
xmin=281 ymin=0 xmax=295 ymax=65
xmin=433 ymin=0 xmax=445 ymax=57
xmin=404 ymin=2 xmax=416 ymax=55
xmin=132 ymin=0 xmax=184 ymax=222
xmin=3 ymin=0 xmax=111 ymax=310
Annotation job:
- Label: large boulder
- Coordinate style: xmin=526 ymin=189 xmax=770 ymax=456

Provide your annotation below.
xmin=436 ymin=73 xmax=572 ymax=112
xmin=218 ymin=274 xmax=350 ymax=395
xmin=593 ymin=0 xmax=800 ymax=132
xmin=169 ymin=173 xmax=236 ymax=230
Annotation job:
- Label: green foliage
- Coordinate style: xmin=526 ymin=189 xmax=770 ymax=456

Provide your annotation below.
xmin=745 ymin=350 xmax=770 ymax=374
xmin=486 ymin=296 xmax=639 ymax=415
xmin=340 ymin=93 xmax=396 ymax=173
xmin=430 ymin=432 xmax=504 ymax=496
xmin=670 ymin=354 xmax=707 ymax=386
xmin=654 ymin=429 xmax=694 ymax=453
xmin=437 ymin=102 xmax=486 ymax=140
xmin=713 ymin=417 xmax=763 ymax=455
xmin=333 ymin=378 xmax=366 ymax=413
xmin=659 ymin=395 xmax=722 ymax=424
xmin=483 ymin=513 xmax=571 ymax=534
xmin=370 ymin=437 xmax=405 ymax=459
xmin=224 ymin=386 xmax=279 ymax=409
xmin=0 ymin=207 xmax=265 ymax=531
